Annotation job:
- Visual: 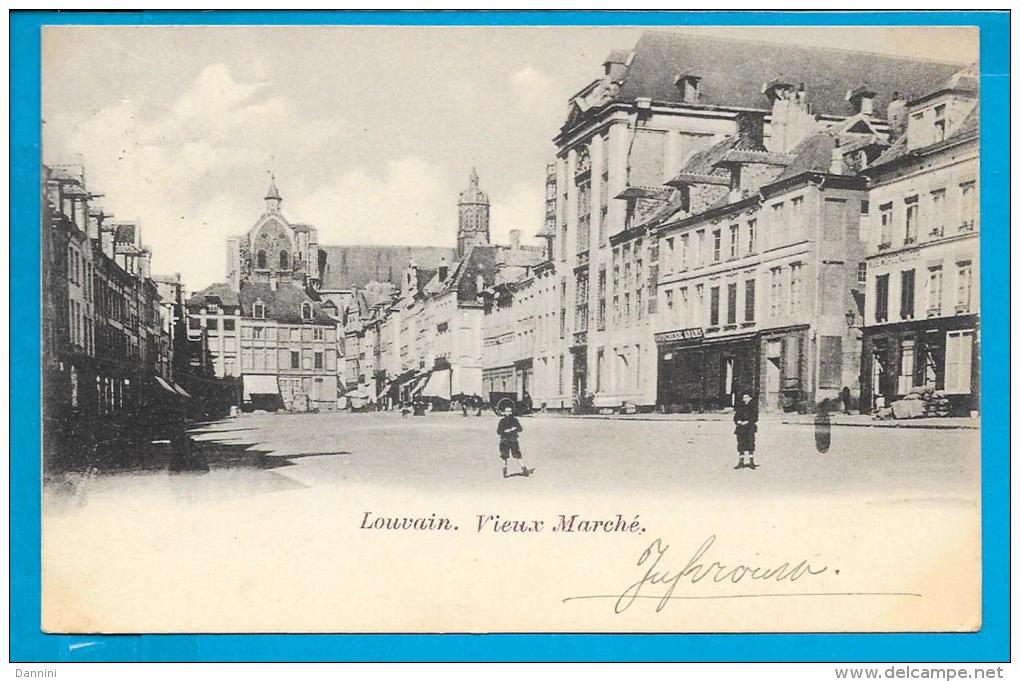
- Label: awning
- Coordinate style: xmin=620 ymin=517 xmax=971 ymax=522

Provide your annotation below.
xmin=243 ymin=374 xmax=280 ymax=400
xmin=422 ymin=368 xmax=451 ymax=400
xmin=410 ymin=374 xmax=429 ymax=396
xmin=172 ymin=382 xmax=192 ymax=399
xmin=154 ymin=375 xmax=177 ymax=395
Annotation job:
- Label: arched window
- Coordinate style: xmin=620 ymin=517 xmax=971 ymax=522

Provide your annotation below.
xmin=280 ymin=250 xmax=289 ymax=269
xmin=256 ymin=250 xmax=267 ymax=268
xmin=301 ymin=302 xmax=313 ymax=321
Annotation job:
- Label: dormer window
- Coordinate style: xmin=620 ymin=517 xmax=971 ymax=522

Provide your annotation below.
xmin=934 ymin=104 xmax=947 ymax=142
xmin=674 ymin=72 xmax=701 ymax=104
xmin=253 ymin=301 xmax=266 ymax=319
xmin=301 ymin=302 xmax=313 ymax=321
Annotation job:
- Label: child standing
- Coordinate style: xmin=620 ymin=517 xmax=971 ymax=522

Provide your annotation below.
xmin=497 ymin=406 xmax=533 ymax=478
xmin=733 ymin=392 xmax=759 ymax=470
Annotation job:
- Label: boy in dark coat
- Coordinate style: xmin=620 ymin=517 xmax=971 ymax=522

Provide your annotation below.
xmin=497 ymin=406 xmax=533 ymax=478
xmin=733 ymin=392 xmax=759 ymax=470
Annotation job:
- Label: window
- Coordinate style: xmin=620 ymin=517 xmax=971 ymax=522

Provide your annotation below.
xmin=944 ymin=330 xmax=974 ymax=394
xmin=860 ymin=200 xmax=870 ymax=215
xmin=257 ymin=250 xmax=267 ymax=268
xmin=558 ymin=355 xmax=565 ymax=394
xmin=280 ymin=250 xmax=289 ymax=269
xmin=599 ymin=138 xmax=609 ymax=244
xmin=898 ymin=338 xmax=916 ymax=394
xmin=253 ymin=302 xmax=266 ymax=319
xmin=223 ymin=318 xmax=235 ymax=331
xmin=664 ymin=238 xmax=674 ymax=271
xmin=900 ymin=269 xmax=916 ymax=319
xmin=930 ymin=189 xmax=946 ymax=237
xmin=314 ymin=351 xmax=324 ymax=370
xmin=709 ymin=286 xmax=720 ymax=327
xmin=290 ymin=350 xmax=300 ymax=369
xmin=790 ymin=196 xmax=804 ymax=228
xmin=875 ymin=274 xmax=890 ymax=322
xmin=635 ymin=288 xmax=643 ymax=320
xmin=712 ymin=229 xmax=722 ymax=262
xmin=597 ymin=266 xmax=607 ymax=330
xmin=744 ymin=279 xmax=756 ymax=322
xmin=959 ymin=182 xmax=976 ymax=231
xmin=695 ymin=285 xmax=705 ymax=324
xmin=679 ymin=287 xmax=689 ymax=323
xmin=879 ymin=202 xmax=893 ymax=246
xmin=695 ymin=230 xmax=705 ymax=267
xmin=956 ymin=261 xmax=972 ymax=313
xmin=857 ymin=262 xmax=868 ymax=288
xmin=726 ymin=282 xmax=737 ymax=325
xmin=665 ymin=288 xmax=674 ymax=310
xmin=680 ymin=234 xmax=689 ymax=270
xmin=729 ymin=224 xmax=739 ymax=258
xmin=934 ymin=104 xmax=946 ymax=142
xmin=746 ymin=219 xmax=756 ymax=254
xmin=189 ymin=317 xmax=201 ymax=330
xmin=927 ymin=266 xmax=943 ymax=316
xmin=769 ymin=267 xmax=783 ymax=316
xmin=253 ymin=326 xmax=264 ymax=340
xmin=314 ymin=327 xmax=324 ymax=341
xmin=575 ymin=271 xmax=589 ymax=332
xmin=207 ymin=318 xmax=219 ymax=331
xmin=790 ymin=263 xmax=803 ymax=313
xmin=624 ymin=292 xmax=631 ymax=321
xmin=771 ymin=202 xmax=785 ymax=244
xmin=904 ymin=196 xmax=918 ymax=244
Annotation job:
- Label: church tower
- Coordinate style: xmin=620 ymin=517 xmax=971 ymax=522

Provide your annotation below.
xmin=457 ymin=167 xmax=490 ymax=258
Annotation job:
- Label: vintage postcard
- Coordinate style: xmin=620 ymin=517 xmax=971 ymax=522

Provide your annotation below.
xmin=39 ymin=23 xmax=982 ymax=634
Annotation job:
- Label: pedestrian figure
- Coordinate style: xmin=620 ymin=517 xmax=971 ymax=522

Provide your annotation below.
xmin=733 ymin=392 xmax=759 ymax=470
xmin=497 ymin=405 xmax=533 ymax=478
xmin=840 ymin=386 xmax=852 ymax=415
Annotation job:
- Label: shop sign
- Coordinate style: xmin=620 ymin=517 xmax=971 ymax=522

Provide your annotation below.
xmin=655 ymin=327 xmax=705 ymax=346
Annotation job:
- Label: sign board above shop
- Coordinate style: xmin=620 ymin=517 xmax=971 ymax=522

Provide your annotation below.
xmin=654 ymin=327 xmax=705 ymax=346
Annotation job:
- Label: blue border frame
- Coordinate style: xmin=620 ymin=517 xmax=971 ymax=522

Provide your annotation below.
xmin=10 ymin=10 xmax=1009 ymax=662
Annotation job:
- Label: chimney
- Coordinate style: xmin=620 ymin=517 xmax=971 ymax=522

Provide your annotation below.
xmin=846 ymin=85 xmax=877 ymax=116
xmin=886 ymin=92 xmax=908 ymax=141
xmin=438 ymin=257 xmax=449 ymax=282
xmin=509 ymin=229 xmax=521 ymax=250
xmin=765 ymin=79 xmax=816 ymax=153
xmin=830 ymin=139 xmax=845 ymax=175
xmin=735 ymin=111 xmax=766 ymax=150
xmin=139 ymin=249 xmax=152 ymax=279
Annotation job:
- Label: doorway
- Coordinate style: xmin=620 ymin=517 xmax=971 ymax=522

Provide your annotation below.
xmin=765 ymin=340 xmax=782 ymax=411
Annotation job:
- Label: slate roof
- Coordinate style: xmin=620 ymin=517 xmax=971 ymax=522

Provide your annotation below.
xmin=189 ymin=282 xmax=240 ymax=307
xmin=445 ymin=246 xmax=497 ymax=304
xmin=318 ymin=245 xmax=456 ymax=290
xmin=666 ymin=137 xmax=738 ymax=187
xmin=239 ymin=282 xmax=334 ymax=325
xmin=585 ymin=31 xmax=961 ymax=118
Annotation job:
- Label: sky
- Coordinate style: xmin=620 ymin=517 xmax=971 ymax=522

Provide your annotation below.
xmin=42 ymin=24 xmax=978 ymax=292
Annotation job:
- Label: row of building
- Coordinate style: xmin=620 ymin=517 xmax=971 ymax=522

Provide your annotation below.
xmin=187 ymin=32 xmax=979 ymax=417
xmin=42 ymin=163 xmax=208 ymax=471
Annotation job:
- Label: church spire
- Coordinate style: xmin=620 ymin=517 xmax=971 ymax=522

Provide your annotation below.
xmin=265 ymin=171 xmax=282 ymax=213
xmin=469 ymin=166 xmax=479 ymax=188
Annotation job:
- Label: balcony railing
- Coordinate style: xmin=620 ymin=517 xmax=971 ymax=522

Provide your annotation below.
xmin=572 ymin=330 xmax=587 ymax=347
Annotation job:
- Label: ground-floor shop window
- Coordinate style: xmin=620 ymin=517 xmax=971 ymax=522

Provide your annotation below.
xmin=944 ymin=329 xmax=974 ymax=394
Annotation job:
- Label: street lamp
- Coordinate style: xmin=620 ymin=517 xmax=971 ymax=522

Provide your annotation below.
xmin=845 ymin=308 xmax=857 ymax=329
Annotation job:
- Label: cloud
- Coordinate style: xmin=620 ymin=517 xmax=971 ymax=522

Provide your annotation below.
xmin=489 ymin=181 xmax=545 ymax=246
xmin=42 ymin=63 xmax=347 ymax=290
xmin=510 ymin=66 xmax=552 ymax=94
xmin=290 ymin=156 xmax=457 ymax=248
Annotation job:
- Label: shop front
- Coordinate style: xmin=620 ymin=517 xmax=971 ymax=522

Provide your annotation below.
xmin=656 ymin=327 xmax=758 ymax=413
xmin=861 ymin=314 xmax=979 ymax=416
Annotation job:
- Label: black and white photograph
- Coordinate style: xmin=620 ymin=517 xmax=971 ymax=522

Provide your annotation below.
xmin=39 ymin=24 xmax=982 ymax=633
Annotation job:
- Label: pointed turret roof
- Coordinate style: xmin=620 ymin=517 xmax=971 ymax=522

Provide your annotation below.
xmin=265 ymin=173 xmax=282 ymax=201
